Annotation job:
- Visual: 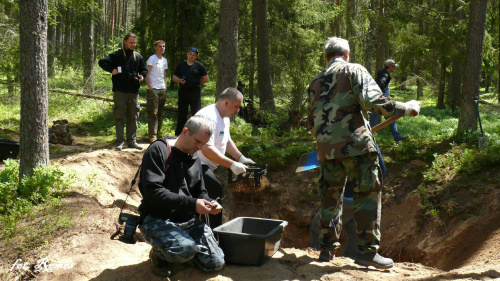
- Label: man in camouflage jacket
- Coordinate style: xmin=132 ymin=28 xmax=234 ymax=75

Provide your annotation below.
xmin=307 ymin=37 xmax=420 ymax=269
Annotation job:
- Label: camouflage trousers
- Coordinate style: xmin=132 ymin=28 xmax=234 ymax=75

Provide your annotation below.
xmin=139 ymin=215 xmax=225 ymax=272
xmin=146 ymin=89 xmax=167 ymax=139
xmin=317 ymin=152 xmax=383 ymax=253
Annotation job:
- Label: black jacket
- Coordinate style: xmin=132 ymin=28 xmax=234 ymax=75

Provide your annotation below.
xmin=375 ymin=68 xmax=392 ymax=92
xmin=98 ymin=48 xmax=148 ymax=93
xmin=138 ymin=139 xmax=212 ymax=223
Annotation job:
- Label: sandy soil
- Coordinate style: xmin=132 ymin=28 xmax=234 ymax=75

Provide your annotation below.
xmin=1 ymin=145 xmax=500 ymax=281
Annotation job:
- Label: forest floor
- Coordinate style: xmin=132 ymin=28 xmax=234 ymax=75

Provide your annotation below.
xmin=1 ymin=137 xmax=500 ymax=281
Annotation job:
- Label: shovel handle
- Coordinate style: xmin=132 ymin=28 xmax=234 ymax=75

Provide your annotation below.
xmin=371 ymin=116 xmax=401 ymax=133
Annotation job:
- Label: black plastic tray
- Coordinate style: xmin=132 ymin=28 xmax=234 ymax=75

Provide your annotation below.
xmin=213 ymin=217 xmax=288 ymax=265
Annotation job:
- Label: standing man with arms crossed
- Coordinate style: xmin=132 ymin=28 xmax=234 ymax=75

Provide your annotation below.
xmin=145 ymin=40 xmax=168 ymax=143
xmin=99 ymin=32 xmax=148 ymax=151
xmin=369 ymin=59 xmax=408 ymax=142
xmin=307 ymin=37 xmax=420 ymax=269
xmin=138 ymin=116 xmax=225 ymax=278
xmin=195 ymin=87 xmax=255 ymax=229
xmin=172 ymin=47 xmax=209 ymax=136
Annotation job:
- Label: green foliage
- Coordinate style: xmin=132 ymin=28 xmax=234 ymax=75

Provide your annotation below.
xmin=231 ymin=116 xmax=315 ymax=170
xmin=0 ymin=159 xmax=75 ymax=215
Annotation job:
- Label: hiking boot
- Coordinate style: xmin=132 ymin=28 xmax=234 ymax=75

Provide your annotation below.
xmin=355 ymin=251 xmax=394 ymax=269
xmin=149 ymin=137 xmax=156 ymax=144
xmin=115 ymin=142 xmax=124 ymax=151
xmin=149 ymin=249 xmax=172 ymax=278
xmin=128 ymin=142 xmax=143 ymax=150
xmin=318 ymin=250 xmax=333 ymax=262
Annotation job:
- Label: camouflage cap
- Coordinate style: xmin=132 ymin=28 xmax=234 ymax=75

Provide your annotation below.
xmin=384 ymin=59 xmax=398 ymax=67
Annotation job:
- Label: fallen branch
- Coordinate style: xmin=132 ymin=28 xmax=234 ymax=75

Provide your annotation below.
xmin=0 ymin=82 xmax=178 ymax=112
xmin=478 ymin=100 xmax=500 ymax=108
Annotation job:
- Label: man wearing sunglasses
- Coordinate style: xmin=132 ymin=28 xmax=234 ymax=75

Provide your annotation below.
xmin=172 ymin=47 xmax=209 ymax=136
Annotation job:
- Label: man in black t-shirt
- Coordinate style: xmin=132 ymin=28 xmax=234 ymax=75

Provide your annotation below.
xmin=172 ymin=47 xmax=209 ymax=136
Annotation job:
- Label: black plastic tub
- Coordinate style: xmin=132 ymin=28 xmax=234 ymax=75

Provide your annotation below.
xmin=213 ymin=217 xmax=288 ymax=266
xmin=0 ymin=139 xmax=20 ymax=161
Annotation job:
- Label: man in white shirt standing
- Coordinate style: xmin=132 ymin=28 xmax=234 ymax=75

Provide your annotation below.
xmin=195 ymin=87 xmax=255 ymax=229
xmin=146 ymin=40 xmax=169 ymax=143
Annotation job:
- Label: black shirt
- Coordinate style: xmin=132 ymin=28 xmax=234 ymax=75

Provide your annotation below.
xmin=138 ymin=139 xmax=212 ymax=223
xmin=98 ymin=49 xmax=148 ymax=93
xmin=174 ymin=61 xmax=208 ymax=92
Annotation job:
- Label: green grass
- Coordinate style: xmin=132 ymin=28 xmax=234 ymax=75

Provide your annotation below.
xmin=2 ymin=67 xmax=500 ymax=233
xmin=0 ymin=159 xmax=77 ymax=257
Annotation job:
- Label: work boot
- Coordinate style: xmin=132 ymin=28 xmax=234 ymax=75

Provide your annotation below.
xmin=355 ymin=251 xmax=394 ymax=269
xmin=318 ymin=250 xmax=333 ymax=262
xmin=149 ymin=249 xmax=172 ymax=278
xmin=128 ymin=142 xmax=143 ymax=150
xmin=115 ymin=142 xmax=124 ymax=151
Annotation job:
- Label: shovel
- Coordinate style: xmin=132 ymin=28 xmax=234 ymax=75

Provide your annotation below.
xmin=296 ymin=116 xmax=400 ymax=172
xmin=473 ymin=97 xmax=488 ymax=149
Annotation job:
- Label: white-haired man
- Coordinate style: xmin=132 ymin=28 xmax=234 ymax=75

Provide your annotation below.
xmin=307 ymin=36 xmax=420 ymax=269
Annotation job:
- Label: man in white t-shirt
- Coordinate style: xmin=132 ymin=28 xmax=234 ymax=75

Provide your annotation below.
xmin=146 ymin=40 xmax=169 ymax=143
xmin=194 ymin=87 xmax=255 ymax=228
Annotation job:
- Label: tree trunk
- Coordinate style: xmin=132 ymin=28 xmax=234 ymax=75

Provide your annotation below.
xmin=375 ymin=0 xmax=386 ymax=70
xmin=437 ymin=59 xmax=447 ymax=109
xmin=364 ymin=0 xmax=376 ymax=75
xmin=47 ymin=14 xmax=56 ymax=78
xmin=82 ymin=3 xmax=95 ymax=94
xmin=138 ymin=0 xmax=146 ymax=55
xmin=449 ymin=59 xmax=463 ymax=111
xmin=256 ymin=0 xmax=274 ymax=110
xmin=216 ymin=0 xmax=239 ymax=100
xmin=448 ymin=0 xmax=464 ymax=111
xmin=248 ymin=0 xmax=257 ymax=101
xmin=346 ymin=0 xmax=356 ymax=62
xmin=63 ymin=7 xmax=71 ymax=70
xmin=457 ymin=0 xmax=488 ymax=136
xmin=417 ymin=79 xmax=423 ymax=100
xmin=19 ymin=0 xmax=50 ymax=179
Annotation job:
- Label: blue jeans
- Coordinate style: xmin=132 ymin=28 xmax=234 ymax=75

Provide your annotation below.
xmin=139 ymin=216 xmax=225 ymax=272
xmin=369 ymin=87 xmax=403 ymax=141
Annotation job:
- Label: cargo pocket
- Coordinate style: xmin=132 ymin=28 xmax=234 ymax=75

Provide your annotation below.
xmin=359 ymin=164 xmax=383 ymax=193
xmin=135 ymin=103 xmax=141 ymax=119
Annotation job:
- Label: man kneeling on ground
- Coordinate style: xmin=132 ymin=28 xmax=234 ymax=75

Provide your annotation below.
xmin=138 ymin=115 xmax=225 ymax=277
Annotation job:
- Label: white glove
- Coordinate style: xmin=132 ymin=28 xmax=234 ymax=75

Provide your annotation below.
xmin=230 ymin=162 xmax=248 ymax=175
xmin=404 ymin=100 xmax=421 ymax=116
xmin=238 ymin=155 xmax=256 ymax=165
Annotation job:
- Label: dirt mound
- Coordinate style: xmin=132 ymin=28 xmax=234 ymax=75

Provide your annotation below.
xmin=2 ymin=146 xmax=500 ymax=280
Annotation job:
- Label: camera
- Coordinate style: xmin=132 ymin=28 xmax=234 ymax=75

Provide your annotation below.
xmin=128 ymin=72 xmax=140 ymax=86
xmin=118 ymin=213 xmax=140 ymax=244
xmin=128 ymin=74 xmax=139 ymax=81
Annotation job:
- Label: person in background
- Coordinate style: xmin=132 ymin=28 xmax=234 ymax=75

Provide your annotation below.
xmin=146 ymin=40 xmax=169 ymax=143
xmin=98 ymin=32 xmax=148 ymax=151
xmin=369 ymin=59 xmax=408 ymax=142
xmin=172 ymin=47 xmax=209 ymax=136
